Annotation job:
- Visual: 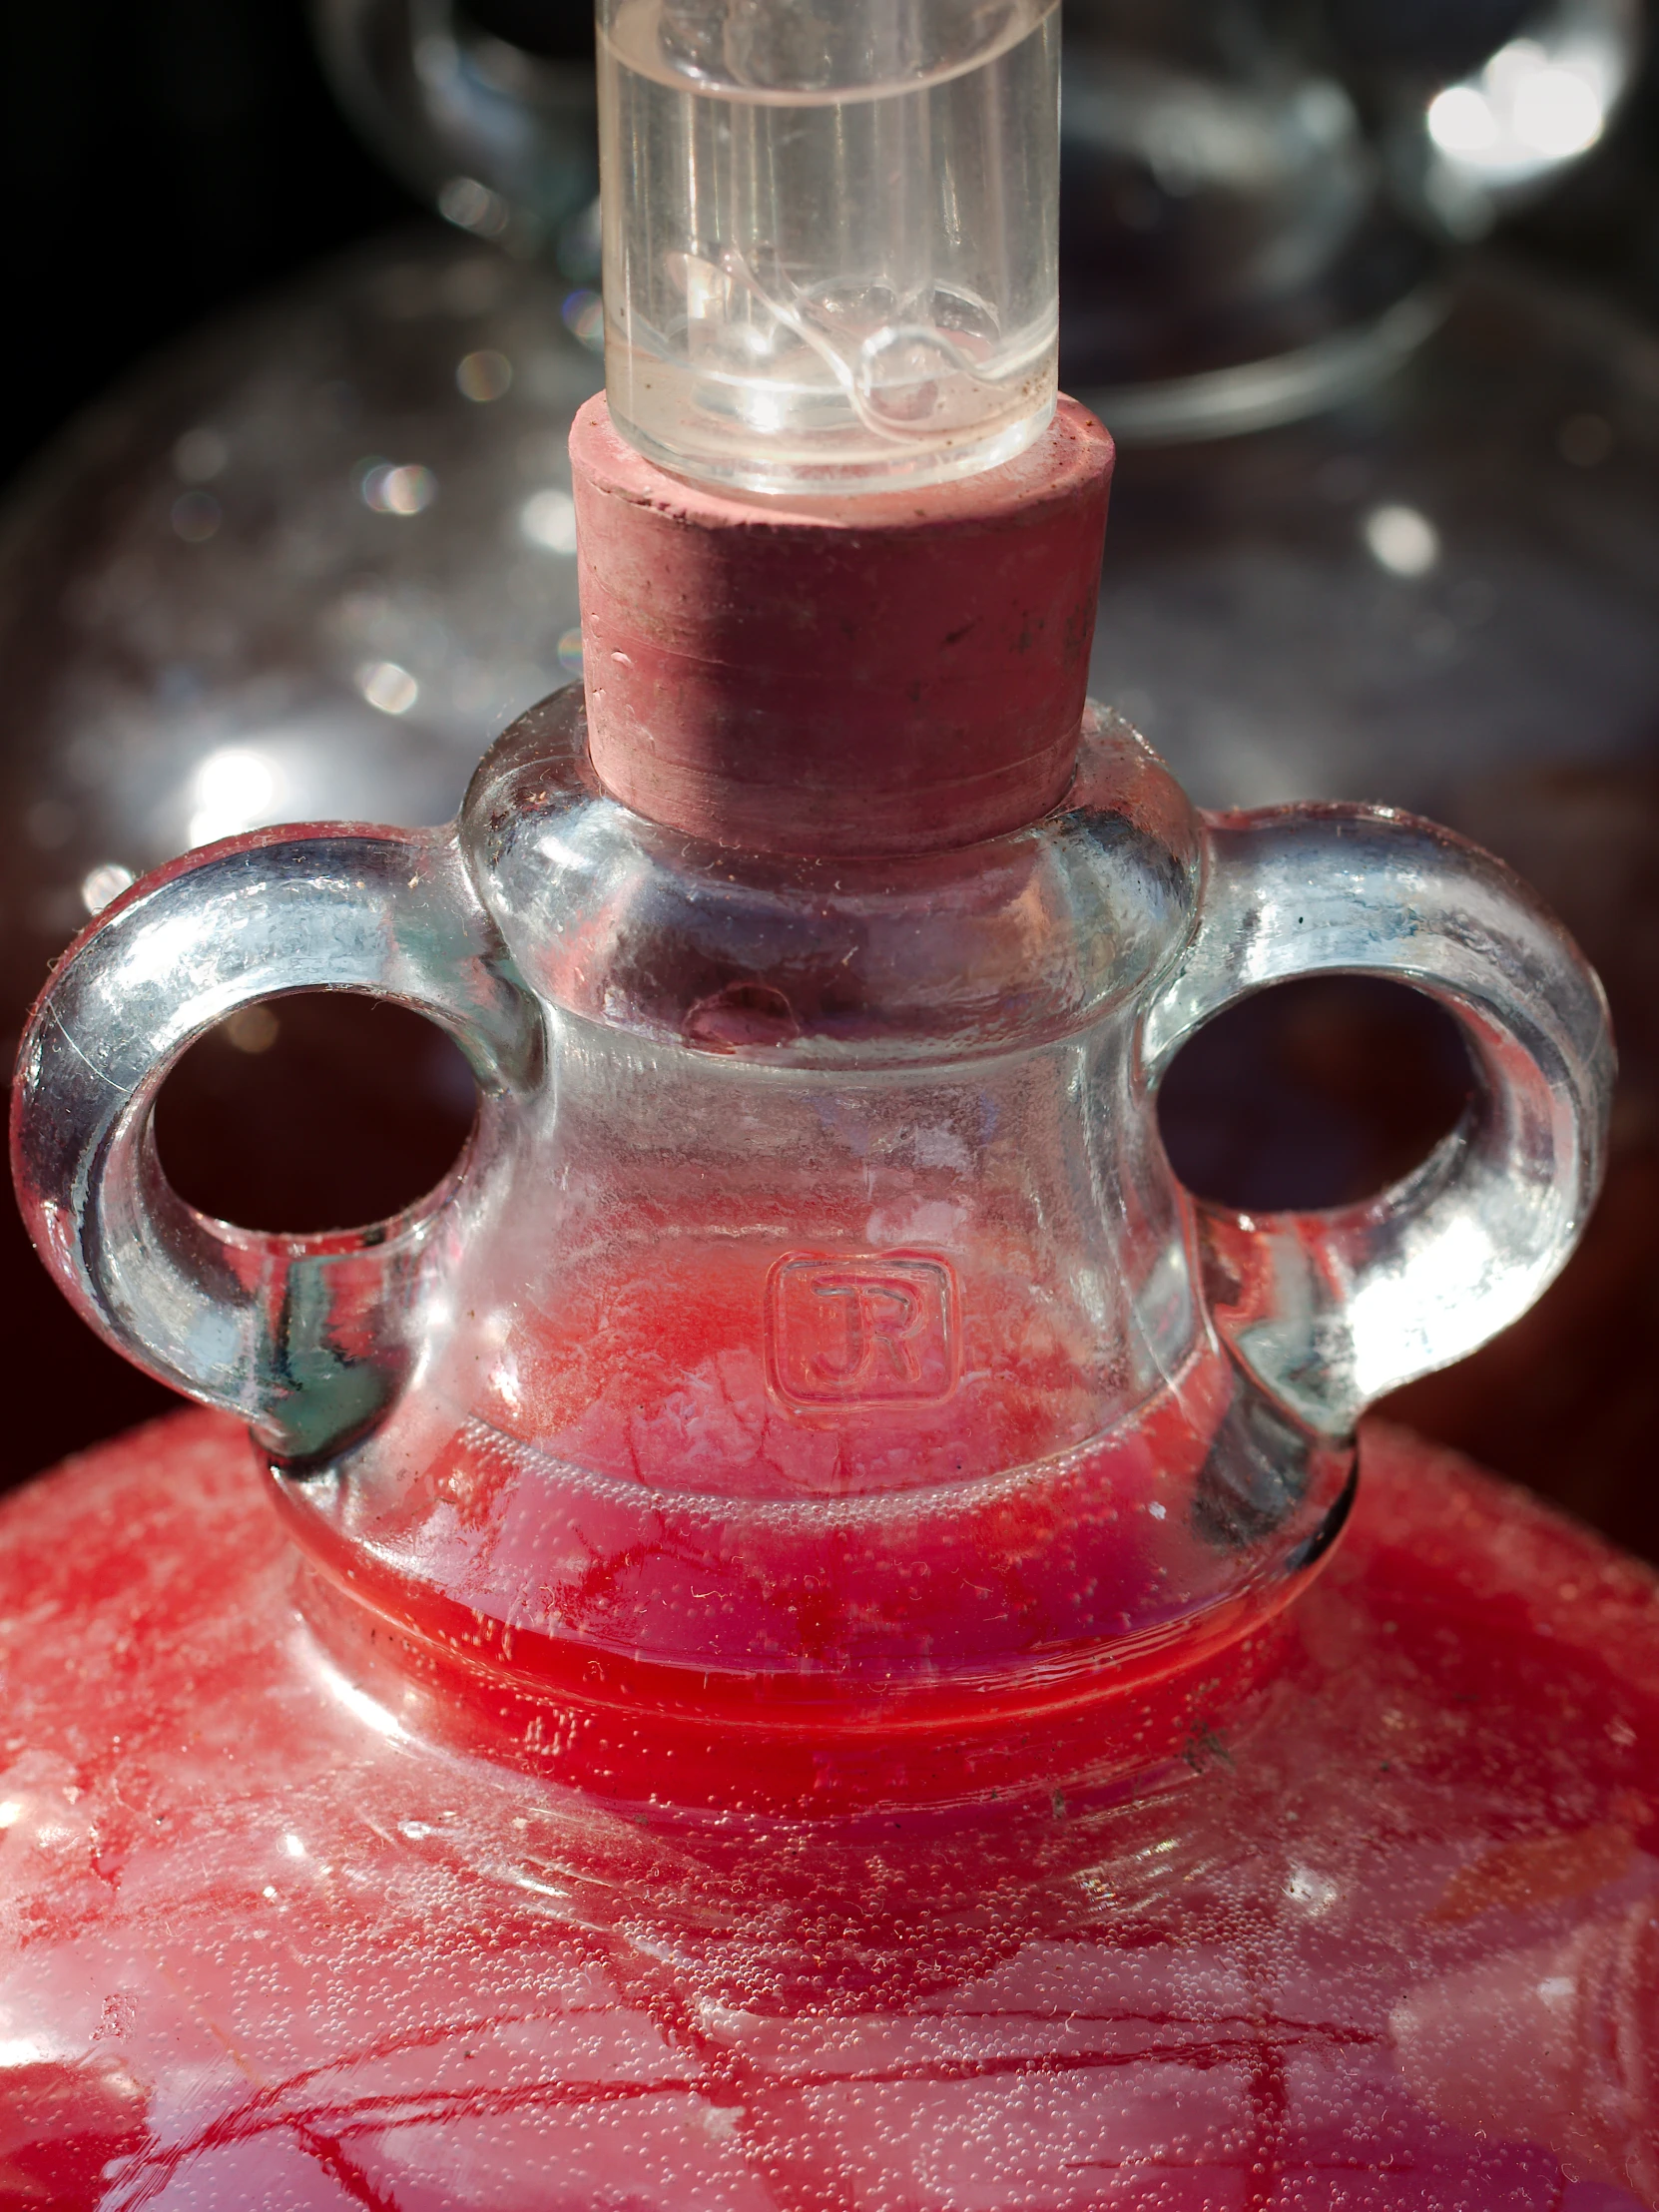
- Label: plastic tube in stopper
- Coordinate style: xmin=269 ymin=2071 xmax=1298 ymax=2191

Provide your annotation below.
xmin=597 ymin=0 xmax=1061 ymax=494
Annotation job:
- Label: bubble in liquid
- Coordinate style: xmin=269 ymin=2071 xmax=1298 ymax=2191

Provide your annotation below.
xmin=856 ymin=327 xmax=971 ymax=430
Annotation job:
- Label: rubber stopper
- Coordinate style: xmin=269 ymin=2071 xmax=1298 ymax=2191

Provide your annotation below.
xmin=570 ymin=395 xmax=1115 ymax=857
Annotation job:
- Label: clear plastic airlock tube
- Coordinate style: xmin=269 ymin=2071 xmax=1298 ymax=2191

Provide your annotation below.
xmin=597 ymin=0 xmax=1061 ymax=493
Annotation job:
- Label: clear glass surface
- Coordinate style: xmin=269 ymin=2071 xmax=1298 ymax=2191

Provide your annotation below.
xmin=1 ymin=248 xmax=1646 ymax=1526
xmin=12 ymin=691 xmax=1611 ymax=1698
xmin=596 ymin=0 xmax=1061 ymax=491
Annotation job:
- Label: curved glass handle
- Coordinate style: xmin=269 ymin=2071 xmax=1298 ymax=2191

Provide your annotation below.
xmin=9 ymin=825 xmax=540 ymax=1463
xmin=1142 ymin=804 xmax=1614 ymax=1438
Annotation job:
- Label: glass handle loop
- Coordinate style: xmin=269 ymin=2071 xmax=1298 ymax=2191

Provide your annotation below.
xmin=1143 ymin=804 xmax=1614 ymax=1438
xmin=9 ymin=824 xmax=541 ymax=1463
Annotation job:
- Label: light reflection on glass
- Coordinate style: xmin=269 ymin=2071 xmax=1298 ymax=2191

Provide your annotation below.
xmin=456 ymin=349 xmax=513 ymax=403
xmin=294 ymin=1649 xmax=399 ymax=1741
xmin=0 ymin=226 xmax=602 ymax=1016
xmin=561 ymin=289 xmax=605 ymax=354
xmin=1427 ymin=35 xmax=1611 ymax=184
xmin=1286 ymin=1865 xmax=1341 ymax=1913
xmin=360 ymin=462 xmax=438 ymax=516
xmin=80 ymin=862 xmax=135 ymax=916
xmin=189 ymin=747 xmax=280 ymax=847
xmin=358 ymin=661 xmax=421 ymax=716
xmin=1363 ymin=503 xmax=1440 ymax=579
xmin=438 ymin=175 xmax=511 ymax=240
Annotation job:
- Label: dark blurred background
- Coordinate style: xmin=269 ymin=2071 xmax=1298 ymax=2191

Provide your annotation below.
xmin=0 ymin=0 xmax=409 ymax=491
xmin=5 ymin=0 xmax=1658 ymax=494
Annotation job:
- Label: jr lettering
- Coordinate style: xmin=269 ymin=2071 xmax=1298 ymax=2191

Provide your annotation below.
xmin=764 ymin=1254 xmax=960 ymax=1409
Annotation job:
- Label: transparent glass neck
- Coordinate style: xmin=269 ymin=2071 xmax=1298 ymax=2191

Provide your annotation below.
xmin=12 ymin=696 xmax=1611 ymax=1798
xmin=276 ymin=696 xmax=1361 ymax=1749
xmin=596 ymin=0 xmax=1062 ymax=492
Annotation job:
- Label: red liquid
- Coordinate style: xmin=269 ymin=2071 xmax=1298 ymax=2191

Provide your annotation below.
xmin=278 ymin=1238 xmax=1350 ymax=1813
xmin=4 ymin=1410 xmax=1659 ymax=2205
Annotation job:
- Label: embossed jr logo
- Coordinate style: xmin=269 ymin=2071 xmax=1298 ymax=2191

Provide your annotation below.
xmin=765 ymin=1254 xmax=960 ymax=1409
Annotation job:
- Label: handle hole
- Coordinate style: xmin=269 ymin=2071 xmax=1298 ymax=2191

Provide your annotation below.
xmin=1158 ymin=975 xmax=1472 ymax=1213
xmin=154 ymin=993 xmax=480 ymax=1235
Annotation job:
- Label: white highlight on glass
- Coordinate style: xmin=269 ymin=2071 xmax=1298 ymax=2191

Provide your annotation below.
xmin=302 ymin=1637 xmax=410 ymax=1742
xmin=1426 ymin=87 xmax=1498 ymax=156
xmin=1427 ymin=35 xmax=1611 ymax=184
xmin=81 ymin=862 xmax=135 ymax=916
xmin=1364 ymin=504 xmax=1440 ymax=579
xmin=357 ymin=661 xmax=420 ymax=716
xmin=1287 ymin=1865 xmax=1341 ymax=1913
xmin=1346 ymin=1208 xmax=1494 ymax=1403
xmin=190 ymin=747 xmax=280 ymax=846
